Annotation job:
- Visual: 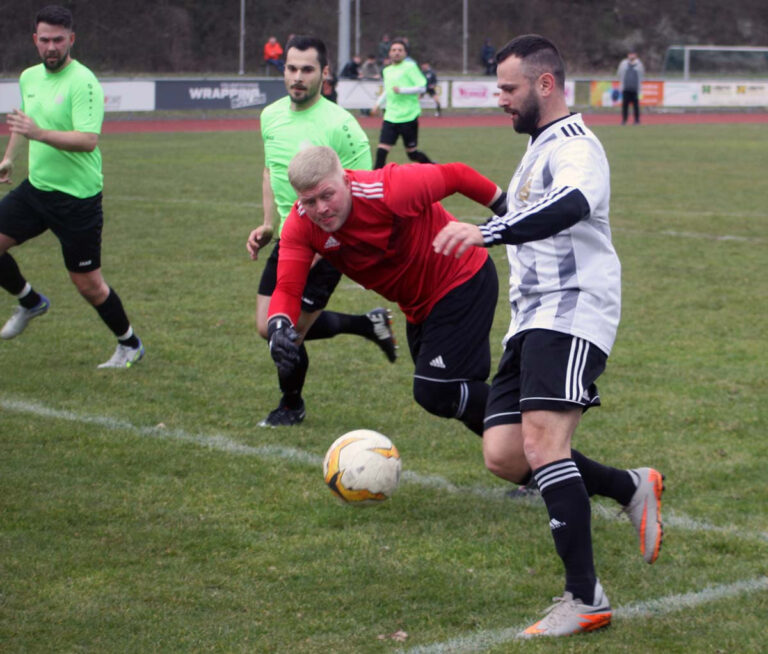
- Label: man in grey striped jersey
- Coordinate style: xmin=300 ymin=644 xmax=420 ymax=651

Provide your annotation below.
xmin=434 ymin=34 xmax=664 ymax=638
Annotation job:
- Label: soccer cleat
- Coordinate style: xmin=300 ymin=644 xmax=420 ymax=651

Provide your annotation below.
xmin=0 ymin=294 xmax=50 ymax=339
xmin=506 ymin=476 xmax=540 ymax=500
xmin=258 ymin=399 xmax=306 ymax=427
xmin=366 ymin=307 xmax=397 ymax=363
xmin=623 ymin=467 xmax=665 ymax=564
xmin=520 ymin=580 xmax=612 ymax=638
xmin=98 ymin=339 xmax=145 ymax=369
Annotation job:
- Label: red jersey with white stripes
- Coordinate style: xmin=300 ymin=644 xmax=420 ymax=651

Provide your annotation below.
xmin=270 ymin=162 xmax=496 ymax=324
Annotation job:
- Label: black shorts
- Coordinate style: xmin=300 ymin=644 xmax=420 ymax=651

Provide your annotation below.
xmin=484 ymin=329 xmax=607 ymax=428
xmin=425 ymin=87 xmax=437 ymax=97
xmin=257 ymin=239 xmax=341 ymax=313
xmin=407 ymin=256 xmax=497 ymax=384
xmin=379 ymin=118 xmax=419 ymax=149
xmin=0 ymin=179 xmax=103 ymax=272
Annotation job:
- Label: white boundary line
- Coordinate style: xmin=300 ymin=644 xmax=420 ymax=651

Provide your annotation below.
xmin=3 ymin=396 xmax=767 ymax=651
xmin=2 ymin=396 xmax=766 ymax=544
xmin=400 ymin=577 xmax=768 ymax=653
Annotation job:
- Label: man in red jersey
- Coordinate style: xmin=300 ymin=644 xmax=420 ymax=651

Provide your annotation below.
xmin=267 ymin=145 xmax=507 ymax=435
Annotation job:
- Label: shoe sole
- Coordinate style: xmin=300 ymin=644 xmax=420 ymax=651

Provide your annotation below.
xmin=638 ymin=469 xmax=665 ymax=564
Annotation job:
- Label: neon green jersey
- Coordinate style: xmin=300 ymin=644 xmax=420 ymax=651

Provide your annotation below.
xmin=382 ymin=60 xmax=427 ymax=123
xmin=19 ymin=60 xmax=104 ymax=198
xmin=261 ymin=96 xmax=372 ymax=231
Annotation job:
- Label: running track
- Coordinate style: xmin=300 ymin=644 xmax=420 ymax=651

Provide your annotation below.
xmin=54 ymin=111 xmax=768 ymax=134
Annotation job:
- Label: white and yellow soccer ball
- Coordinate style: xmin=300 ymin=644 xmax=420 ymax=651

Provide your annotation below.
xmin=323 ymin=430 xmax=402 ymax=505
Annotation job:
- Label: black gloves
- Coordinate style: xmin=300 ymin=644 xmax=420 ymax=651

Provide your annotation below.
xmin=267 ymin=316 xmax=301 ymax=375
xmin=489 ymin=191 xmax=508 ymax=216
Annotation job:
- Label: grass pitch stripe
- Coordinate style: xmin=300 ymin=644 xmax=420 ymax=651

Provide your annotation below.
xmin=2 ymin=396 xmax=767 ymax=545
xmin=401 ymin=577 xmax=768 ymax=654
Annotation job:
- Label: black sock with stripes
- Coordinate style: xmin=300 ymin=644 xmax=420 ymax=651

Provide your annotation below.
xmin=0 ymin=253 xmax=42 ymax=308
xmin=571 ymin=449 xmax=636 ymax=505
xmin=534 ymin=458 xmax=596 ymax=604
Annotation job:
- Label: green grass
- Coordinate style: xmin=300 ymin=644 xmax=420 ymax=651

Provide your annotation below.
xmin=1 ymin=123 xmax=766 ymax=653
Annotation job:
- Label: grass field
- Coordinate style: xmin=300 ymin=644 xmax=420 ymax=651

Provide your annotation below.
xmin=1 ymin=121 xmax=766 ymax=653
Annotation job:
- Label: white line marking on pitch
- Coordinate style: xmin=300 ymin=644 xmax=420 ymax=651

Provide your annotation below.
xmin=400 ymin=577 xmax=768 ymax=654
xmin=2 ymin=396 xmax=767 ymax=548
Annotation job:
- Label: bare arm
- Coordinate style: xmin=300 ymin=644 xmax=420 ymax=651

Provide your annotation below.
xmin=247 ymin=167 xmax=278 ymax=260
xmin=0 ymin=131 xmax=26 ymax=184
xmin=6 ymin=109 xmax=98 ymax=152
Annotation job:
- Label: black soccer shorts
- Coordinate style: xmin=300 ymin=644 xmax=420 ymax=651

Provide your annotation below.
xmin=484 ymin=329 xmax=607 ymax=428
xmin=406 ymin=256 xmax=497 ymax=385
xmin=379 ymin=118 xmax=420 ymax=149
xmin=0 ymin=179 xmax=103 ymax=272
xmin=258 ymin=239 xmax=341 ymax=313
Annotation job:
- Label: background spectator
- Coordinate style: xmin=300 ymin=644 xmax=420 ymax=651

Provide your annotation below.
xmin=264 ymin=36 xmax=284 ymax=73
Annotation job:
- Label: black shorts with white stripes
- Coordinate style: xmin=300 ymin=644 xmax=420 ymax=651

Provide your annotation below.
xmin=484 ymin=329 xmax=606 ymax=428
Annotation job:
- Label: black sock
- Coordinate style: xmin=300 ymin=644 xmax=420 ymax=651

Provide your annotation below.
xmin=571 ymin=449 xmax=636 ymax=505
xmin=458 ymin=380 xmax=489 ymax=436
xmin=304 ymin=311 xmax=371 ymax=341
xmin=406 ymin=150 xmax=433 ymax=164
xmin=95 ymin=288 xmax=138 ymax=346
xmin=374 ymin=147 xmax=388 ymax=169
xmin=535 ymin=459 xmax=596 ymax=604
xmin=0 ymin=253 xmax=40 ymax=307
xmin=278 ymin=344 xmax=308 ymax=409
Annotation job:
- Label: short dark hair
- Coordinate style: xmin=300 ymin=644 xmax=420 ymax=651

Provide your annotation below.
xmin=285 ymin=35 xmax=328 ymax=70
xmin=35 ymin=5 xmax=73 ymax=30
xmin=496 ymin=34 xmax=565 ymax=89
xmin=390 ymin=38 xmax=409 ymax=53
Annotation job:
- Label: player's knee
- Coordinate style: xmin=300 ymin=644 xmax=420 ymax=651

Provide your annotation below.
xmin=412 ymin=378 xmax=458 ymax=419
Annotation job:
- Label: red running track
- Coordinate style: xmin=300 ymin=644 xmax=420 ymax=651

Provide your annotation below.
xmin=1 ymin=112 xmax=766 ymax=135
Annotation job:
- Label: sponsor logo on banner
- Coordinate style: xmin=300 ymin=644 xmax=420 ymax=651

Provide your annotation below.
xmin=187 ymin=83 xmax=267 ymax=108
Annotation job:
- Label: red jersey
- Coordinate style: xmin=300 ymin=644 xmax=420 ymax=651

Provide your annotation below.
xmin=270 ymin=162 xmax=496 ymax=324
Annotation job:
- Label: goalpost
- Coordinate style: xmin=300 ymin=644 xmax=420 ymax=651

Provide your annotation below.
xmin=663 ymin=45 xmax=768 ymax=80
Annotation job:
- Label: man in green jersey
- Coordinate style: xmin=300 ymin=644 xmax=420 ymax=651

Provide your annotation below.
xmin=246 ymin=35 xmax=397 ymax=427
xmin=0 ymin=5 xmax=144 ymax=368
xmin=370 ymin=38 xmax=434 ymax=169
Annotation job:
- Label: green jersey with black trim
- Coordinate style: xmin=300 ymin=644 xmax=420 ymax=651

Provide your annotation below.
xmin=20 ymin=59 xmax=104 ymax=198
xmin=261 ymin=96 xmax=372 ymax=231
xmin=382 ymin=60 xmax=427 ymax=123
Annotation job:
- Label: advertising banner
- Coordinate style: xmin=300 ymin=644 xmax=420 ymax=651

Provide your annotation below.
xmin=0 ymin=82 xmax=21 ymax=112
xmin=590 ymin=80 xmax=664 ymax=107
xmin=155 ymin=79 xmax=285 ymax=110
xmin=451 ymin=80 xmax=574 ymax=108
xmin=102 ymin=81 xmax=155 ymax=112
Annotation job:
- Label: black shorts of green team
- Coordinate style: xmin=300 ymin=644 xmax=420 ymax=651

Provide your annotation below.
xmin=379 ymin=118 xmax=420 ymax=149
xmin=484 ymin=328 xmax=607 ymax=428
xmin=0 ymin=179 xmax=103 ymax=273
xmin=407 ymin=256 xmax=497 ymax=386
xmin=258 ymin=239 xmax=341 ymax=313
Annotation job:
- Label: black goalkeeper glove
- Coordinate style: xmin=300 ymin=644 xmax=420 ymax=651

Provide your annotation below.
xmin=267 ymin=316 xmax=301 ymax=376
xmin=489 ymin=191 xmax=508 ymax=216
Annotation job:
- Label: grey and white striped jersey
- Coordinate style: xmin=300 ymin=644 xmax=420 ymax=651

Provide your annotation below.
xmin=480 ymin=113 xmax=621 ymax=355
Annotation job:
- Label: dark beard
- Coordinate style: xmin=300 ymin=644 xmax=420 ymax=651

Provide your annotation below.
xmin=512 ymin=97 xmax=540 ymax=135
xmin=43 ymin=52 xmax=69 ymax=71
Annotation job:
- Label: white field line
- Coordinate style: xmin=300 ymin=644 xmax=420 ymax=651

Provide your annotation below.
xmin=400 ymin=577 xmax=768 ymax=654
xmin=2 ymin=396 xmax=767 ymax=548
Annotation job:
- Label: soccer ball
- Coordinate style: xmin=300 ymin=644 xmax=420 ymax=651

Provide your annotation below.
xmin=323 ymin=430 xmax=402 ymax=505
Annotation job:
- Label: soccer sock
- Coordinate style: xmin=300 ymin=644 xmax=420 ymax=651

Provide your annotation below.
xmin=279 ymin=343 xmax=308 ymax=409
xmin=0 ymin=253 xmax=41 ymax=307
xmin=458 ymin=380 xmax=490 ymax=436
xmin=95 ymin=288 xmax=139 ymax=347
xmin=374 ymin=147 xmax=389 ymax=169
xmin=571 ymin=449 xmax=637 ymax=505
xmin=406 ymin=150 xmax=433 ymax=164
xmin=534 ymin=459 xmax=596 ymax=604
xmin=304 ymin=311 xmax=371 ymax=341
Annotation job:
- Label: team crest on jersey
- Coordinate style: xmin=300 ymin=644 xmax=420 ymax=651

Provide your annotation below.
xmin=324 ymin=235 xmax=341 ymax=249
xmin=517 ymin=172 xmax=533 ymax=202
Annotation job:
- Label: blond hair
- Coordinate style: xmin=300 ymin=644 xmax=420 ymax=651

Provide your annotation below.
xmin=288 ymin=146 xmax=344 ymax=192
